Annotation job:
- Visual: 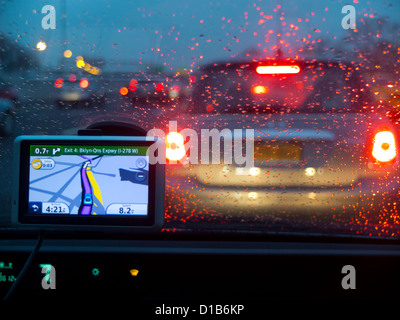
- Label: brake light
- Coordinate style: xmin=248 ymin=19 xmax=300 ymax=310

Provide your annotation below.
xmin=80 ymin=78 xmax=89 ymax=89
xmin=54 ymin=78 xmax=63 ymax=88
xmin=166 ymin=132 xmax=186 ymax=161
xmin=155 ymin=83 xmax=164 ymax=92
xmin=256 ymin=65 xmax=300 ymax=74
xmin=372 ymin=131 xmax=397 ymax=162
xmin=129 ymin=79 xmax=138 ymax=91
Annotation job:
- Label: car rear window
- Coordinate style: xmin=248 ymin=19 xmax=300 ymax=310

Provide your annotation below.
xmin=191 ymin=64 xmax=368 ymax=114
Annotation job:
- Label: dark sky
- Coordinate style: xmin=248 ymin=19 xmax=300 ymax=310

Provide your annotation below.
xmin=0 ymin=0 xmax=398 ymax=73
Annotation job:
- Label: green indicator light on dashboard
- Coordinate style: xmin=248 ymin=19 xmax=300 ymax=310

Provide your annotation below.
xmin=91 ymin=268 xmax=100 ymax=277
xmin=0 ymin=272 xmax=16 ymax=282
xmin=0 ymin=262 xmax=13 ymax=269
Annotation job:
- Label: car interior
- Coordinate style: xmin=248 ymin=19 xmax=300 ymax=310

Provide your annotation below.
xmin=1 ymin=0 xmax=400 ymax=313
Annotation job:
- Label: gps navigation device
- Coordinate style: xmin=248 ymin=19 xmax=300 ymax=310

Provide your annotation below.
xmin=12 ymin=135 xmax=165 ymax=232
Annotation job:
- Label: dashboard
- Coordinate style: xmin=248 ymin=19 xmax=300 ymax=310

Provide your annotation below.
xmin=1 ymin=231 xmax=400 ymax=308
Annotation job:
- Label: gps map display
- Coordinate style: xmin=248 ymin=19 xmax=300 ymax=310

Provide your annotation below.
xmin=28 ymin=145 xmax=150 ymax=217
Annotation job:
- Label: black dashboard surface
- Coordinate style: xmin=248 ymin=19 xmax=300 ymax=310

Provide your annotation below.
xmin=1 ymin=230 xmax=400 ymax=310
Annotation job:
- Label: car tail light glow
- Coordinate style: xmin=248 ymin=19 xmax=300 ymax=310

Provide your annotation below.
xmin=155 ymin=83 xmax=164 ymax=92
xmin=166 ymin=132 xmax=186 ymax=161
xmin=252 ymin=85 xmax=269 ymax=94
xmin=372 ymin=131 xmax=397 ymax=162
xmin=129 ymin=79 xmax=138 ymax=91
xmin=54 ymin=78 xmax=64 ymax=88
xmin=256 ymin=65 xmax=301 ymax=74
xmin=80 ymin=78 xmax=89 ymax=89
xmin=120 ymin=87 xmax=129 ymax=95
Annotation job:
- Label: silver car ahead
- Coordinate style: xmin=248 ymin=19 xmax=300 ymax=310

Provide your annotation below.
xmin=164 ymin=60 xmax=400 ymax=226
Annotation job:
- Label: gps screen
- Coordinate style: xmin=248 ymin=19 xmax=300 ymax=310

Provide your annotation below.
xmin=28 ymin=145 xmax=150 ymax=217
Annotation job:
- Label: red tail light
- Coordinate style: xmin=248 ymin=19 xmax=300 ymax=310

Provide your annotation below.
xmin=166 ymin=132 xmax=186 ymax=161
xmin=155 ymin=83 xmax=164 ymax=92
xmin=372 ymin=131 xmax=397 ymax=162
xmin=256 ymin=65 xmax=300 ymax=74
xmin=54 ymin=78 xmax=63 ymax=88
xmin=129 ymin=79 xmax=138 ymax=91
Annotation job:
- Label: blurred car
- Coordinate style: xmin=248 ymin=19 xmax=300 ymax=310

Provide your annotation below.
xmin=164 ymin=60 xmax=400 ymax=222
xmin=119 ymin=73 xmax=191 ymax=103
xmin=0 ymin=76 xmax=17 ymax=136
xmin=55 ymin=75 xmax=105 ymax=108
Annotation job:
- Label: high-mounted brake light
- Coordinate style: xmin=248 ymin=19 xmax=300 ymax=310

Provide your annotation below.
xmin=166 ymin=132 xmax=186 ymax=161
xmin=372 ymin=131 xmax=397 ymax=162
xmin=256 ymin=65 xmax=301 ymax=75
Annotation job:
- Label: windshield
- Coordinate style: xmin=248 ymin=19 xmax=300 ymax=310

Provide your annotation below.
xmin=1 ymin=0 xmax=400 ymax=239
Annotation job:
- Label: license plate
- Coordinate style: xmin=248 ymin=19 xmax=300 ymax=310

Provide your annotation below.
xmin=254 ymin=143 xmax=302 ymax=160
xmin=62 ymin=92 xmax=81 ymax=101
